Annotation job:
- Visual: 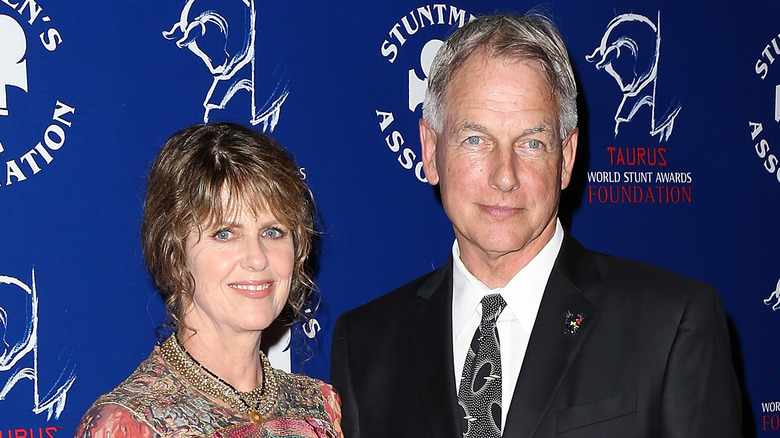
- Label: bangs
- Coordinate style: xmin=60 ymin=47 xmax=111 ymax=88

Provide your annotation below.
xmin=190 ymin=171 xmax=293 ymax=235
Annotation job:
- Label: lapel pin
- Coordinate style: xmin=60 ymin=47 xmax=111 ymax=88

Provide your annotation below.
xmin=564 ymin=311 xmax=585 ymax=334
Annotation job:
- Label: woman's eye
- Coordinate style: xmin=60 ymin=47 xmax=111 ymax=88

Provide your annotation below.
xmin=262 ymin=227 xmax=286 ymax=239
xmin=214 ymin=229 xmax=233 ymax=241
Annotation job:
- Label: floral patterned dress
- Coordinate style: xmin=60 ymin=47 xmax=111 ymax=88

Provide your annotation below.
xmin=75 ymin=338 xmax=342 ymax=438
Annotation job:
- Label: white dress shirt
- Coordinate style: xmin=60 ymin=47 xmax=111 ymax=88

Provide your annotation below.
xmin=452 ymin=219 xmax=564 ymax=431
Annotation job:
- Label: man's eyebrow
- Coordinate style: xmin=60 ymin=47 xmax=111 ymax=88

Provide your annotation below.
xmin=454 ymin=121 xmax=488 ymax=134
xmin=521 ymin=124 xmax=553 ymax=135
xmin=453 ymin=122 xmax=553 ymax=136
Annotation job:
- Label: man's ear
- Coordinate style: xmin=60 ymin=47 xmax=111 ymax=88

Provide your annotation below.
xmin=419 ymin=119 xmax=440 ymax=186
xmin=560 ymin=128 xmax=578 ymax=190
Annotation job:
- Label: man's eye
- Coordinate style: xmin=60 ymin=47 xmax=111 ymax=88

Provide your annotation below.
xmin=527 ymin=139 xmax=542 ymax=149
xmin=466 ymin=136 xmax=482 ymax=145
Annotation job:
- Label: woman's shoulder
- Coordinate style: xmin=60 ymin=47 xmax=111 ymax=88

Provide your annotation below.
xmin=74 ymin=349 xmax=167 ymax=437
xmin=77 ymin=346 xmax=243 ymax=436
xmin=74 ymin=402 xmax=159 ymax=438
xmin=271 ymin=368 xmax=343 ymax=436
xmin=273 ymin=367 xmax=335 ymax=397
xmin=95 ymin=347 xmax=174 ymax=407
xmin=273 ymin=368 xmax=341 ymax=415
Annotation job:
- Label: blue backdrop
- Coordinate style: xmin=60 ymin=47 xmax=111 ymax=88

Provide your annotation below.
xmin=0 ymin=0 xmax=776 ymax=436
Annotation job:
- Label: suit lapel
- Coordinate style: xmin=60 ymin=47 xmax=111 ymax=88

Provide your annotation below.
xmin=410 ymin=260 xmax=462 ymax=438
xmin=503 ymin=236 xmax=602 ymax=437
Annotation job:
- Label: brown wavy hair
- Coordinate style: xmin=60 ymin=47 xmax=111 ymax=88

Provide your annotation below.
xmin=141 ymin=122 xmax=316 ymax=331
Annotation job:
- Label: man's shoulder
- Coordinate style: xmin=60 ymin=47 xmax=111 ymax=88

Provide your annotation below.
xmin=576 ymin=246 xmax=719 ymax=309
xmin=558 ymin=235 xmax=717 ymax=307
xmin=592 ymin=250 xmax=711 ymax=288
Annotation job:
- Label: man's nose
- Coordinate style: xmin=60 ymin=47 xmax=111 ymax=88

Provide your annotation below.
xmin=488 ymin=145 xmax=520 ymax=192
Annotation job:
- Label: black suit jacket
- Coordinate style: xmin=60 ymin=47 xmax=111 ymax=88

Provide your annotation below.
xmin=331 ymin=235 xmax=742 ymax=437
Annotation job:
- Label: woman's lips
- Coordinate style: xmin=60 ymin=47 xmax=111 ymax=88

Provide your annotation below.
xmin=230 ymin=281 xmax=272 ymax=297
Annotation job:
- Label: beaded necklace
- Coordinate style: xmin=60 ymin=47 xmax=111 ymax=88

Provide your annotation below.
xmin=160 ymin=334 xmax=279 ymax=424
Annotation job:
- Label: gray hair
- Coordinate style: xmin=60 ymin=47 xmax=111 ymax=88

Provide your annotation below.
xmin=422 ymin=13 xmax=578 ymax=140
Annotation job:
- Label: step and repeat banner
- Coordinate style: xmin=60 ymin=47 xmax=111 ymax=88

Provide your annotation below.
xmin=0 ymin=0 xmax=777 ymax=435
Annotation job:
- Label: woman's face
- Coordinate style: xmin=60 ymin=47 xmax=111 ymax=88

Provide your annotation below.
xmin=181 ymin=202 xmax=294 ymax=336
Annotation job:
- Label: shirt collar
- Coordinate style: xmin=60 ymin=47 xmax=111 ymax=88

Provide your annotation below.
xmin=452 ymin=219 xmax=564 ymax=336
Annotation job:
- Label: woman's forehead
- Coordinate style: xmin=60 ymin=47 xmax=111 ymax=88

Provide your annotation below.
xmin=198 ymin=193 xmax=286 ymax=228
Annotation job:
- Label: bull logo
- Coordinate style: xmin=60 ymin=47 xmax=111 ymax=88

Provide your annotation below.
xmin=587 ymin=12 xmax=681 ymax=142
xmin=163 ymin=0 xmax=288 ymax=132
xmin=764 ymin=278 xmax=780 ymax=311
xmin=0 ymin=271 xmax=75 ymax=419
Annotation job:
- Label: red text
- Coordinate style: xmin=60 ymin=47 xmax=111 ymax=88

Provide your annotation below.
xmin=607 ymin=146 xmax=667 ymax=166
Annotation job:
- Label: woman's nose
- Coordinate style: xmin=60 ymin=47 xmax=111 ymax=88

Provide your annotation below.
xmin=241 ymin=237 xmax=269 ymax=271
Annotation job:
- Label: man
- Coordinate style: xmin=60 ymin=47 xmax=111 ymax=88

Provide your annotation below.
xmin=331 ymin=13 xmax=742 ymax=437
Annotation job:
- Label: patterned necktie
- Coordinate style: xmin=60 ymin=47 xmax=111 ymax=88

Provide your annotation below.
xmin=458 ymin=293 xmax=508 ymax=437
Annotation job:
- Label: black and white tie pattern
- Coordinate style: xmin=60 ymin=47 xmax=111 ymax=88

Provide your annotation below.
xmin=458 ymin=293 xmax=507 ymax=437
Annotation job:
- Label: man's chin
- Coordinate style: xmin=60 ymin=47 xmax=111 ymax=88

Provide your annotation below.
xmin=468 ymin=232 xmax=552 ymax=259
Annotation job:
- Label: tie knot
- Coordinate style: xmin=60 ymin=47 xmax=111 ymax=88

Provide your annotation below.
xmin=481 ymin=293 xmax=507 ymax=324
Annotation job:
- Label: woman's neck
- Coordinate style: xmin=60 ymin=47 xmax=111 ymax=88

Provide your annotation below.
xmin=177 ymin=327 xmax=263 ymax=392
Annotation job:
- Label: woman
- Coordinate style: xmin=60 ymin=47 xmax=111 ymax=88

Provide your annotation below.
xmin=75 ymin=122 xmax=342 ymax=437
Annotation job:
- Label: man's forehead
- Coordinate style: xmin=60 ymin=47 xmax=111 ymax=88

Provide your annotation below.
xmin=440 ymin=54 xmax=559 ymax=129
xmin=447 ymin=50 xmax=555 ymax=92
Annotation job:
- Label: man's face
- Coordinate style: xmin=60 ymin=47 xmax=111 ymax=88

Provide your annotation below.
xmin=420 ymin=51 xmax=577 ymax=281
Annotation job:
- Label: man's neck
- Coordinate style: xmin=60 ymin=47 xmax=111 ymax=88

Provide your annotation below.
xmin=456 ymin=222 xmax=559 ymax=289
